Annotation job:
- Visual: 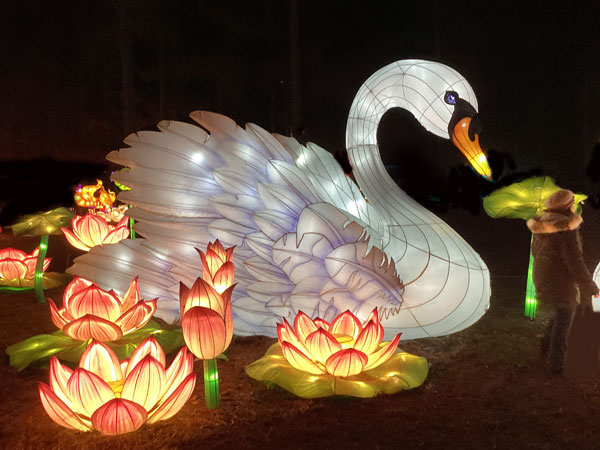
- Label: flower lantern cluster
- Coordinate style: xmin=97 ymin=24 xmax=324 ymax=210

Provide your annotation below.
xmin=246 ymin=308 xmax=429 ymax=398
xmin=180 ymin=240 xmax=235 ymax=409
xmin=61 ymin=214 xmax=129 ymax=252
xmin=48 ymin=276 xmax=157 ymax=341
xmin=38 ymin=338 xmax=196 ymax=435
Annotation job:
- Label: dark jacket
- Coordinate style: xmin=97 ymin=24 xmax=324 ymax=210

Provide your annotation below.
xmin=527 ymin=211 xmax=598 ymax=309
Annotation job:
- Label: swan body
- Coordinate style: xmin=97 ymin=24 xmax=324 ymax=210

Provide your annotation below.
xmin=68 ymin=59 xmax=490 ymax=339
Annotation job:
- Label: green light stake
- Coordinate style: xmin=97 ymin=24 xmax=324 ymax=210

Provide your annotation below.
xmin=203 ymin=358 xmax=219 ymax=409
xmin=34 ymin=235 xmax=49 ymax=303
xmin=524 ymin=234 xmax=537 ymax=319
xmin=128 ymin=205 xmax=135 ymax=239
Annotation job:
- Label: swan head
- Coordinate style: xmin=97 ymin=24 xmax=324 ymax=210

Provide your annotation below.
xmin=346 ymin=59 xmax=493 ymax=180
xmin=444 ymin=90 xmax=492 ymax=180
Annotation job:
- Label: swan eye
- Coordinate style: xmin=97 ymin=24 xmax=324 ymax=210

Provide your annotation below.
xmin=444 ymin=91 xmax=459 ymax=105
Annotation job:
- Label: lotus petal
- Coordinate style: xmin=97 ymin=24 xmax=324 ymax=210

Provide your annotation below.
xmin=281 ymin=341 xmax=324 ymax=375
xmin=353 ymin=320 xmax=383 ymax=355
xmin=325 ymin=348 xmax=368 ymax=377
xmin=63 ymin=277 xmax=93 ymax=303
xmin=293 ymin=311 xmax=318 ymax=343
xmin=48 ymin=357 xmax=74 ymax=408
xmin=304 ymin=328 xmax=342 ymax=364
xmin=277 ymin=320 xmax=310 ymax=356
xmin=212 ymin=261 xmax=234 ymax=293
xmin=163 ymin=347 xmax=194 ymax=400
xmin=0 ymin=248 xmax=26 ymax=260
xmin=126 ymin=336 xmax=166 ymax=376
xmin=48 ymin=298 xmax=69 ymax=329
xmin=0 ymin=259 xmax=28 ymax=279
xmin=62 ymin=228 xmax=91 ymax=251
xmin=65 ymin=284 xmax=122 ymax=321
xmin=63 ymin=315 xmax=123 ymax=341
xmin=180 ymin=278 xmax=226 ymax=318
xmin=121 ymin=355 xmax=165 ymax=411
xmin=329 ymin=310 xmax=362 ymax=340
xmin=115 ymin=299 xmax=157 ymax=335
xmin=91 ymin=398 xmax=147 ymax=435
xmin=364 ymin=333 xmax=402 ymax=371
xmin=38 ymin=382 xmax=90 ymax=431
xmin=147 ymin=372 xmax=196 ymax=424
xmin=67 ymin=368 xmax=115 ymax=418
xmin=80 ymin=341 xmax=123 ymax=382
xmin=182 ymin=306 xmax=227 ymax=359
xmin=120 ymin=277 xmax=141 ymax=312
xmin=103 ymin=224 xmax=130 ymax=245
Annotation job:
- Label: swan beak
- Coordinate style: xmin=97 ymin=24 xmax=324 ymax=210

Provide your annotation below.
xmin=451 ymin=117 xmax=492 ymax=180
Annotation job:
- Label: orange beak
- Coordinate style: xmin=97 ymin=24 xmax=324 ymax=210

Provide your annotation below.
xmin=451 ymin=118 xmax=492 ymax=180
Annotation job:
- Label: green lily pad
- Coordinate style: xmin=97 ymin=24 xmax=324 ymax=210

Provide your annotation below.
xmin=6 ymin=319 xmax=185 ymax=371
xmin=245 ymin=342 xmax=429 ymax=399
xmin=9 ymin=207 xmax=74 ymax=236
xmin=0 ymin=272 xmax=72 ymax=290
xmin=483 ymin=176 xmax=587 ymax=220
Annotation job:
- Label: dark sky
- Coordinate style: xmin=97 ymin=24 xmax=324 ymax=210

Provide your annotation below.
xmin=1 ymin=0 xmax=599 ymax=201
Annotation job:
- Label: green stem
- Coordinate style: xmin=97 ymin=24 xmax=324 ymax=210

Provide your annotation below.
xmin=34 ymin=235 xmax=49 ymax=303
xmin=129 ymin=206 xmax=135 ymax=239
xmin=203 ymin=358 xmax=220 ymax=409
xmin=524 ymin=234 xmax=537 ymax=319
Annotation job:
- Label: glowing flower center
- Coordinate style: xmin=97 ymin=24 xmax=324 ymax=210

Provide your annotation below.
xmin=333 ymin=334 xmax=354 ymax=349
xmin=107 ymin=379 xmax=125 ymax=397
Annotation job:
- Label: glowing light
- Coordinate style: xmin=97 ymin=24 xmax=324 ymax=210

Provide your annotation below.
xmin=75 ymin=180 xmax=116 ymax=210
xmin=48 ymin=276 xmax=157 ymax=341
xmin=61 ymin=214 xmax=129 ymax=252
xmin=38 ymin=338 xmax=196 ymax=435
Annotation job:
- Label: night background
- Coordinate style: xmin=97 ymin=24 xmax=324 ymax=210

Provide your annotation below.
xmin=1 ymin=0 xmax=600 ymax=221
xmin=1 ymin=1 xmax=600 ymax=449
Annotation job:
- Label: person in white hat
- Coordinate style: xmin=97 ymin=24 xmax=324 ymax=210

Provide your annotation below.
xmin=527 ymin=189 xmax=599 ymax=374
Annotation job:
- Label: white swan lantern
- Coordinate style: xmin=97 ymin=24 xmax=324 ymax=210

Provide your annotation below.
xmin=68 ymin=59 xmax=491 ymax=339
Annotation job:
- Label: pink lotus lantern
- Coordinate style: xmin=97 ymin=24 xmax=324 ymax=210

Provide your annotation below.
xmin=278 ymin=309 xmax=400 ymax=377
xmin=246 ymin=309 xmax=429 ymax=398
xmin=38 ymin=337 xmax=196 ymax=435
xmin=61 ymin=214 xmax=129 ymax=252
xmin=49 ymin=276 xmax=157 ymax=341
xmin=0 ymin=247 xmax=50 ymax=282
xmin=180 ymin=240 xmax=235 ymax=409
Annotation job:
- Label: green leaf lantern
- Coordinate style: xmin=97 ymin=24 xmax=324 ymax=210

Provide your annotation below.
xmin=7 ymin=207 xmax=75 ymax=302
xmin=483 ymin=176 xmax=587 ymax=318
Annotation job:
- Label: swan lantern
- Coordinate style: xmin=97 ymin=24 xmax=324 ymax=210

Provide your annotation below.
xmin=68 ymin=59 xmax=491 ymax=340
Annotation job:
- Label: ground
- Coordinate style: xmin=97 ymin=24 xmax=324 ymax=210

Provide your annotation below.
xmin=1 ymin=208 xmax=599 ymax=450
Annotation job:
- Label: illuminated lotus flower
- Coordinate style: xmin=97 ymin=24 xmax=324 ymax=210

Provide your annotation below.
xmin=246 ymin=308 xmax=429 ymax=398
xmin=0 ymin=247 xmax=50 ymax=280
xmin=278 ymin=309 xmax=400 ymax=377
xmin=180 ymin=277 xmax=234 ymax=359
xmin=49 ymin=276 xmax=157 ymax=341
xmin=196 ymin=240 xmax=234 ymax=294
xmin=38 ymin=337 xmax=196 ymax=435
xmin=61 ymin=214 xmax=129 ymax=252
